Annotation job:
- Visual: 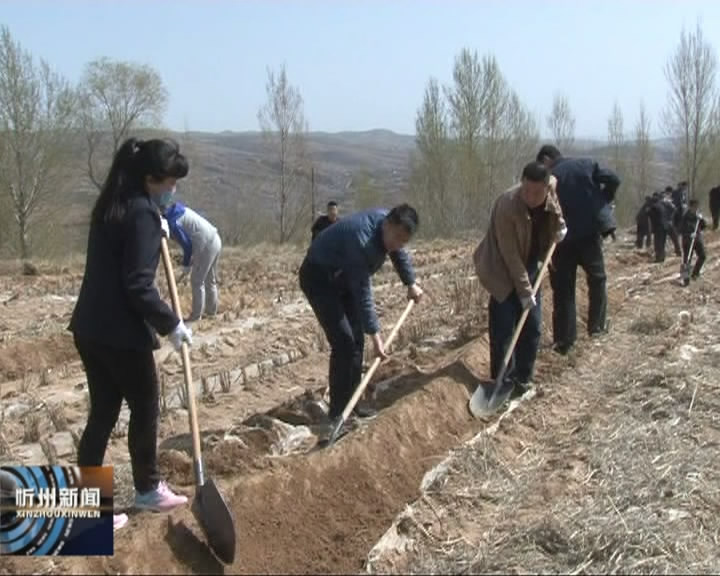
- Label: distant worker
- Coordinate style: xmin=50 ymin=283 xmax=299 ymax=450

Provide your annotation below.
xmin=635 ymin=196 xmax=653 ymax=250
xmin=680 ymin=198 xmax=707 ymax=282
xmin=311 ymin=201 xmax=340 ymax=241
xmin=709 ymin=185 xmax=720 ymax=230
xmin=162 ymin=201 xmax=222 ymax=323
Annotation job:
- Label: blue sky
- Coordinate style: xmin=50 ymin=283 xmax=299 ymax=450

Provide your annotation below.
xmin=2 ymin=0 xmax=720 ymax=138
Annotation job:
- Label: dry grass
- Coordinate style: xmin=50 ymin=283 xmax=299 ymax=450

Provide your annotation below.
xmin=372 ymin=278 xmax=720 ymax=575
xmin=46 ymin=402 xmax=68 ymax=432
xmin=23 ymin=412 xmax=42 ymax=443
xmin=219 ymin=370 xmax=232 ymax=393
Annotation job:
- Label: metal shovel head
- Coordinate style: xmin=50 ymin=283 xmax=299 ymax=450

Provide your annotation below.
xmin=680 ymin=263 xmax=690 ymax=286
xmin=326 ymin=415 xmax=345 ymax=447
xmin=468 ymin=381 xmax=496 ymax=418
xmin=191 ymin=478 xmax=236 ymax=565
xmin=468 ymin=379 xmax=514 ymax=418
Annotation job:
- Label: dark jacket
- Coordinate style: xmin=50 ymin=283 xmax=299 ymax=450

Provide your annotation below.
xmin=305 ymin=208 xmax=416 ymax=335
xmin=69 ymin=194 xmax=180 ymax=350
xmin=648 ymin=195 xmax=674 ymax=233
xmin=311 ymin=215 xmax=338 ymax=240
xmin=680 ymin=209 xmax=706 ymax=238
xmin=672 ymin=187 xmax=687 ymax=211
xmin=635 ymin=198 xmax=652 ymax=232
xmin=709 ymin=186 xmax=720 ymax=210
xmin=550 ymin=157 xmax=621 ymax=241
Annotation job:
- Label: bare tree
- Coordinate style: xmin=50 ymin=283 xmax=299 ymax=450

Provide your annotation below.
xmin=0 ymin=26 xmax=76 ymax=259
xmin=633 ymin=101 xmax=654 ymax=204
xmin=607 ymin=101 xmax=625 ymax=172
xmin=663 ymin=21 xmax=719 ymax=198
xmin=352 ymin=170 xmax=382 ymax=210
xmin=445 ymin=48 xmax=485 ymax=229
xmin=411 ymin=49 xmax=539 ymax=236
xmin=607 ymin=101 xmax=633 ymax=223
xmin=505 ymin=93 xmax=540 ymax=181
xmin=78 ymin=57 xmax=168 ymax=190
xmin=257 ymin=63 xmax=310 ymax=244
xmin=411 ymin=77 xmax=453 ymax=235
xmin=547 ymin=93 xmax=576 ymax=151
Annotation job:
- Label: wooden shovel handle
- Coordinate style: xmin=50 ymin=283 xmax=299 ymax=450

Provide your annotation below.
xmin=160 ymin=236 xmax=205 ymax=486
xmin=495 ymin=241 xmax=557 ymax=385
xmin=339 ymin=299 xmax=415 ymax=422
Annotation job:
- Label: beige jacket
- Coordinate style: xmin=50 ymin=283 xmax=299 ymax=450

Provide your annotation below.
xmin=473 ymin=177 xmax=565 ymax=302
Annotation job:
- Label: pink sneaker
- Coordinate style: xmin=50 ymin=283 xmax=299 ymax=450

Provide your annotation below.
xmin=134 ymin=481 xmax=188 ymax=512
xmin=113 ymin=513 xmax=128 ymax=531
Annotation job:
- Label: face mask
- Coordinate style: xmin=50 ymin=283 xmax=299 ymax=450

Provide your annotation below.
xmin=153 ymin=186 xmax=176 ymax=208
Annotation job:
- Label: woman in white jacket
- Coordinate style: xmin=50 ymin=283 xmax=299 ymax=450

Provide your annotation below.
xmin=163 ymin=200 xmax=222 ymax=322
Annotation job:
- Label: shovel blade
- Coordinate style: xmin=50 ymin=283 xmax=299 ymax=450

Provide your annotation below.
xmin=468 ymin=379 xmax=514 ymax=418
xmin=191 ymin=478 xmax=236 ymax=565
xmin=326 ymin=416 xmax=345 ymax=447
xmin=468 ymin=381 xmax=496 ymax=418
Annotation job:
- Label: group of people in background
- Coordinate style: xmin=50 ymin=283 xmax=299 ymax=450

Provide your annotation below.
xmin=635 ymin=180 xmax=710 ymax=281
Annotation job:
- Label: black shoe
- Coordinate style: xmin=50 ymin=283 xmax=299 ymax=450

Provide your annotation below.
xmin=352 ymin=403 xmax=378 ymax=420
xmin=510 ymin=380 xmax=531 ymax=400
xmin=552 ymin=342 xmax=572 ymax=356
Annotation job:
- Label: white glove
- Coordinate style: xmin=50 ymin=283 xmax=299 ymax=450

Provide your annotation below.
xmin=168 ymin=320 xmax=192 ymax=352
xmin=520 ymin=294 xmax=536 ymax=310
xmin=555 ymin=224 xmax=568 ymax=243
xmin=407 ymin=283 xmax=423 ymax=303
xmin=160 ymin=217 xmax=170 ymax=239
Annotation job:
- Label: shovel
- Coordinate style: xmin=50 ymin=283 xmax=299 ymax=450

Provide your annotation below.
xmin=469 ymin=241 xmax=557 ymax=418
xmin=680 ymin=218 xmax=701 ymax=287
xmin=326 ymin=299 xmax=415 ymax=446
xmin=160 ymin=236 xmax=237 ymax=565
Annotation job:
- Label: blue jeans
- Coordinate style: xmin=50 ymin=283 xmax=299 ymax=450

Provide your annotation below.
xmin=488 ymin=267 xmax=542 ymax=384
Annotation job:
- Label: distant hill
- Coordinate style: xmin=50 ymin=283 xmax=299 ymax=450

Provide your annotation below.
xmin=43 ymin=129 xmax=681 ymax=252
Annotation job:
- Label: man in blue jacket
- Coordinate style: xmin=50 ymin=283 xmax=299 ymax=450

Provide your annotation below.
xmin=537 ymin=145 xmax=621 ymax=355
xmin=299 ymin=204 xmax=423 ymax=425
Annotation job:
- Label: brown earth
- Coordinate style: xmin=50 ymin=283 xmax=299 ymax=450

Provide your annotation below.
xmin=0 ymin=231 xmax=709 ymax=574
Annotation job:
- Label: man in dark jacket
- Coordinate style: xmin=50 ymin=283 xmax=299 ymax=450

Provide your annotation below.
xmin=311 ymin=201 xmax=340 ymax=241
xmin=299 ymin=204 xmax=423 ymax=428
xmin=635 ymin=196 xmax=653 ymax=250
xmin=680 ymin=198 xmax=707 ymax=282
xmin=537 ymin=145 xmax=620 ymax=355
xmin=648 ymin=192 xmax=668 ymax=262
xmin=709 ymin=185 xmax=720 ymax=230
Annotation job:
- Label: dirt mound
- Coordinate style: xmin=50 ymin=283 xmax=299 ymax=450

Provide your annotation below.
xmin=2 ymin=345 xmax=487 ymax=575
xmin=0 ymin=332 xmax=77 ymax=381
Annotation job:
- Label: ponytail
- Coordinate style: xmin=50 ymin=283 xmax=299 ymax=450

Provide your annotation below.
xmin=91 ymin=138 xmax=145 ymax=224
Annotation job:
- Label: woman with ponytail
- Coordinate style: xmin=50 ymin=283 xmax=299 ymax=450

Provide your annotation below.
xmin=69 ymin=137 xmax=193 ymax=531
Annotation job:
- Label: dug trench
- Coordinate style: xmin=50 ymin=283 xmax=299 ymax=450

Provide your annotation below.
xmin=3 ymin=245 xmax=651 ymax=576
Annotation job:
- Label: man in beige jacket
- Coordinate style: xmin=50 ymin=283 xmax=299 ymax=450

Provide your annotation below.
xmin=473 ymin=161 xmax=567 ymax=399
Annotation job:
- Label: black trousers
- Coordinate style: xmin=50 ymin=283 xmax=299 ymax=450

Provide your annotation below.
xmin=682 ymin=235 xmax=706 ymax=277
xmin=550 ymin=234 xmax=607 ymax=348
xmin=668 ymin=226 xmax=682 ymax=256
xmin=74 ymin=334 xmax=160 ymax=493
xmin=635 ymin=225 xmax=651 ymax=249
xmin=653 ymin=227 xmax=667 ymax=262
xmin=488 ymin=265 xmax=542 ymax=384
xmin=299 ymin=259 xmax=364 ymax=419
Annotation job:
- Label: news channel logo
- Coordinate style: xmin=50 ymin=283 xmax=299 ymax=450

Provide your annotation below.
xmin=0 ymin=465 xmax=114 ymax=556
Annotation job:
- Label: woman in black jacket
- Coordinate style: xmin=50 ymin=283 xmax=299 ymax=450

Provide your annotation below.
xmin=69 ymin=137 xmax=193 ymax=531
